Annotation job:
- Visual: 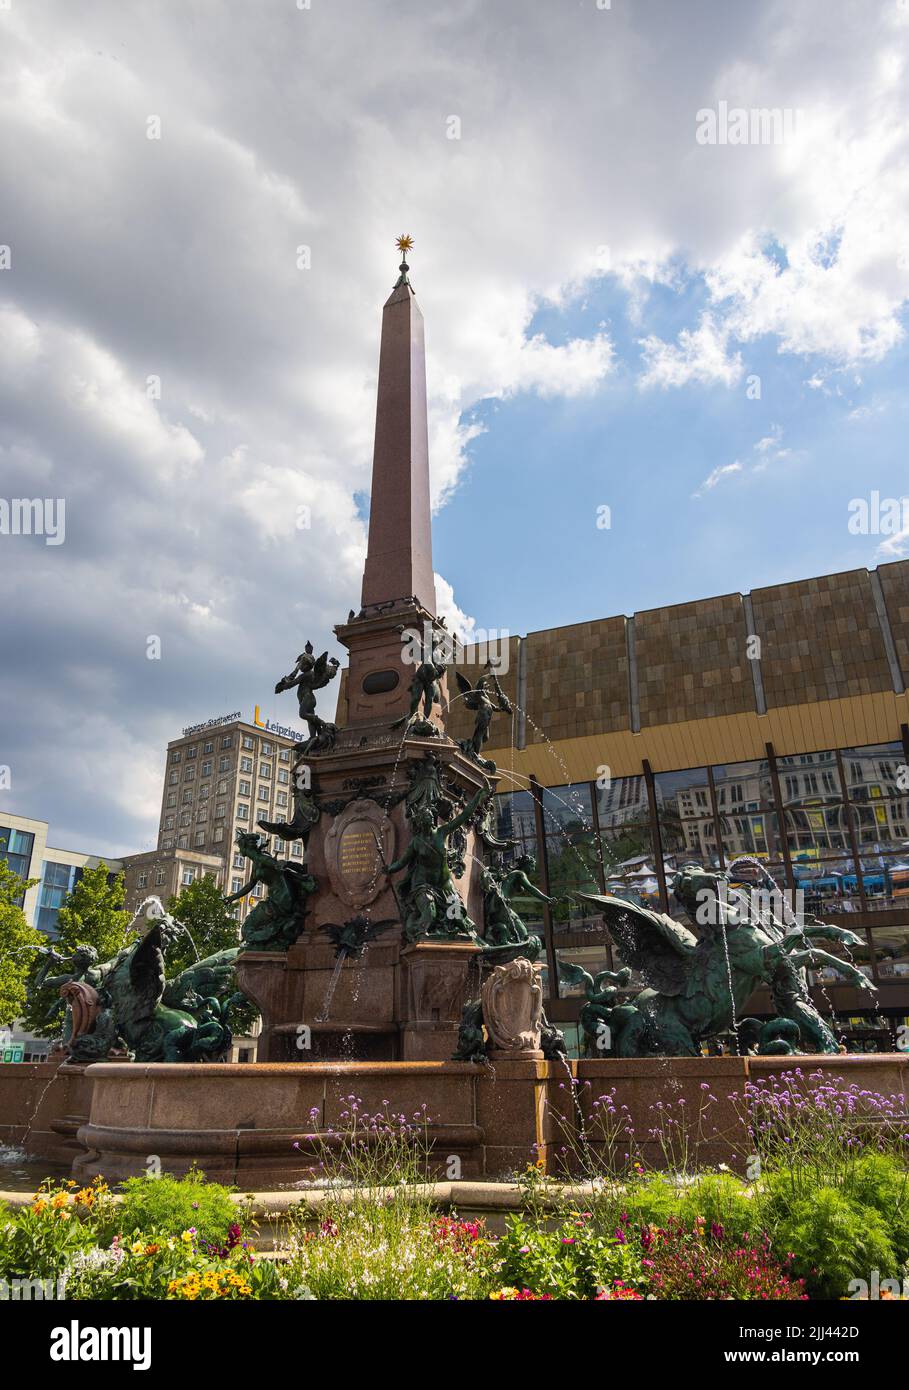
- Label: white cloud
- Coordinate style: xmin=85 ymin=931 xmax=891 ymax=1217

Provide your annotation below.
xmin=434 ymin=574 xmax=477 ymax=645
xmin=692 ymin=461 xmax=743 ymax=499
xmin=639 ymin=314 xmax=743 ymax=390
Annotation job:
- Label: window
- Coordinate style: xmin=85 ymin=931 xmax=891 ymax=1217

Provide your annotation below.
xmin=203 ymin=741 xmax=213 ymax=754
xmin=262 ymin=742 xmax=272 ymax=756
xmin=184 ymin=766 xmax=196 ymax=781
xmin=171 ymin=750 xmax=182 ymax=764
xmin=260 ymin=763 xmax=272 ymax=779
xmin=186 ymin=746 xmax=197 ymax=760
xmin=596 ymin=775 xmax=659 ymax=908
xmin=199 ymin=784 xmax=209 ymax=799
xmin=36 ymin=860 xmax=74 ymax=935
xmin=162 ymin=837 xmax=174 ymax=850
xmin=182 ymin=868 xmax=195 ymax=886
xmin=197 ymin=806 xmax=208 ymax=823
xmin=276 ymin=792 xmax=288 ymax=808
xmin=215 ymin=803 xmax=226 ymax=819
xmin=240 ymin=757 xmax=253 ymax=774
xmin=201 ymin=760 xmax=212 ymax=777
xmin=278 ymin=769 xmax=289 ymax=784
xmin=239 ymin=780 xmax=250 ymax=796
xmin=217 ymin=779 xmax=228 ymax=794
xmin=219 ymin=757 xmax=230 ymax=772
xmin=178 ymin=836 xmax=188 ymax=850
xmin=169 ymin=770 xmax=179 ymax=785
xmin=243 ymin=736 xmax=254 ymax=750
xmin=279 ymin=749 xmax=291 ymax=762
xmin=213 ymin=827 xmax=224 ymax=843
xmin=232 ymin=877 xmax=243 ymax=893
xmin=221 ymin=735 xmax=233 ymax=748
xmin=195 ymin=831 xmax=205 ymax=847
xmin=164 ymin=815 xmax=174 ymax=830
xmin=258 ymin=786 xmax=269 ymax=801
xmin=291 ymin=843 xmax=303 ymax=857
xmin=237 ymin=805 xmax=249 ymax=820
xmin=166 ymin=792 xmax=177 ymax=808
xmin=136 ymin=871 xmax=148 ymax=889
xmin=233 ymin=854 xmax=245 ymax=869
xmin=155 ymin=868 xmax=166 ymax=886
xmin=0 ymin=827 xmax=35 ymax=886
xmin=182 ymin=789 xmax=193 ymax=804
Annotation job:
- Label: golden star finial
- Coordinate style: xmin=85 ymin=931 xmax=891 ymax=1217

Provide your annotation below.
xmin=395 ymin=234 xmax=414 ymax=257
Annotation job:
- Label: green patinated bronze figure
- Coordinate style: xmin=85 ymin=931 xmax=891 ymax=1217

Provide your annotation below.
xmin=577 ymin=863 xmax=876 ymax=1057
xmin=274 ymin=641 xmax=340 ymax=753
xmin=386 ymin=785 xmax=492 ymax=942
xmin=455 ymin=661 xmax=512 ymax=770
xmin=228 ymin=830 xmax=317 ymax=951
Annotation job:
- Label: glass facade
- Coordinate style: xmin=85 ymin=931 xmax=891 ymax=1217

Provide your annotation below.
xmin=0 ymin=826 xmax=35 ymax=906
xmin=36 ymin=860 xmax=76 ymax=936
xmin=494 ymin=736 xmax=909 ymax=1011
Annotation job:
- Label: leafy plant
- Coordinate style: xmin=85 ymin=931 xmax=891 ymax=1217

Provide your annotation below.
xmin=767 ymin=1186 xmax=897 ymax=1299
xmin=96 ymin=1169 xmax=250 ymax=1251
xmin=492 ymin=1209 xmax=643 ymax=1300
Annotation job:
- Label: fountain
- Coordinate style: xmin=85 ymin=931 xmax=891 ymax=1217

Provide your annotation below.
xmin=4 ymin=240 xmax=908 ymax=1188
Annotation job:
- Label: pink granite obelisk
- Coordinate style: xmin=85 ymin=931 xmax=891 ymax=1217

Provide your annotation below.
xmin=360 ymin=256 xmax=436 ymax=617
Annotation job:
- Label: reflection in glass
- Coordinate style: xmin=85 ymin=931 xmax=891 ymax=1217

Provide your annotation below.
xmin=841 ymin=743 xmax=904 ymax=801
xmin=711 ymin=759 xmax=774 ymax=810
xmin=870 ymin=925 xmax=909 ymax=980
xmin=775 ymin=751 xmax=842 ymax=805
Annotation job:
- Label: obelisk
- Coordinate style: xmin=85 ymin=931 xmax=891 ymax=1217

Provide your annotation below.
xmin=336 ymin=239 xmax=443 ymax=725
xmin=360 ymin=241 xmax=436 ymax=616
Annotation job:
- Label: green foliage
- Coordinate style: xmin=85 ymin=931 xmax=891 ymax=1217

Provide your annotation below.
xmin=96 ymin=1169 xmax=248 ymax=1250
xmin=493 ymin=1210 xmax=643 ymax=1299
xmin=767 ymin=1186 xmax=897 ymax=1299
xmin=0 ymin=859 xmax=42 ymax=1026
xmin=165 ymin=876 xmax=240 ymax=971
xmin=844 ymin=1153 xmax=909 ymax=1265
xmin=22 ymin=863 xmax=131 ymax=1038
xmin=165 ymin=876 xmax=258 ymax=1034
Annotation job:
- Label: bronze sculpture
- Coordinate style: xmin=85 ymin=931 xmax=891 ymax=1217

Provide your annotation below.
xmin=274 ymin=641 xmax=340 ymax=752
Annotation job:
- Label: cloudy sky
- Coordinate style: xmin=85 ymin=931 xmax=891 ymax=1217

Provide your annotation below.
xmin=1 ymin=0 xmax=908 ymax=857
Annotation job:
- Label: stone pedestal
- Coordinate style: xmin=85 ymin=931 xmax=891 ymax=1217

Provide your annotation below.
xmin=400 ymin=940 xmax=481 ymax=1060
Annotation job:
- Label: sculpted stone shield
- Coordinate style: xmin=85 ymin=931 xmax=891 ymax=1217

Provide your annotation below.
xmin=481 ymin=957 xmax=543 ymax=1054
xmin=324 ymin=798 xmax=395 ymax=910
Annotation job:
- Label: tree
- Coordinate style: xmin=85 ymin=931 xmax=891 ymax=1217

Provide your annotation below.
xmin=0 ymin=860 xmax=43 ymax=1027
xmin=164 ymin=874 xmax=241 ymax=974
xmin=21 ymin=862 xmax=132 ymax=1038
xmin=166 ymin=875 xmax=259 ymax=1036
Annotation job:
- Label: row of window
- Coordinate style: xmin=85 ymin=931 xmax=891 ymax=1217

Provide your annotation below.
xmin=170 ymin=737 xmax=293 ymax=765
xmin=494 ymin=740 xmax=909 ymax=1000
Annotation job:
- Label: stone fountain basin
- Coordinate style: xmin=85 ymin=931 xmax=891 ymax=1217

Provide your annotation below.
xmin=57 ymin=1053 xmax=909 ymax=1188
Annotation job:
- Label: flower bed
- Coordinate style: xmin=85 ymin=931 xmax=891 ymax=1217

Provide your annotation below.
xmin=1 ymin=1072 xmax=906 ymax=1301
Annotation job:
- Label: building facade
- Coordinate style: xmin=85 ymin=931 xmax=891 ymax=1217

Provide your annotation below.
xmin=120 ymin=713 xmax=308 ymax=929
xmin=0 ymin=813 xmax=122 ymax=937
xmin=355 ymin=558 xmax=909 ymax=1053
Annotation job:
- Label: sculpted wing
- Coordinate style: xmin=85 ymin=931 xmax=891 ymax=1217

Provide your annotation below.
xmin=557 ymin=959 xmax=595 ymax=997
xmin=117 ymin=923 xmax=167 ymax=1027
xmin=577 ymin=893 xmax=697 ymax=996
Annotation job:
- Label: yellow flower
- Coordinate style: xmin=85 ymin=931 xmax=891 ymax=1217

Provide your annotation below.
xmin=131 ymin=1241 xmax=145 ymax=1255
xmin=31 ymin=1199 xmax=47 ymax=1215
xmin=56 ymin=1210 xmax=70 ymax=1221
xmin=181 ymin=1230 xmax=193 ymax=1243
xmin=51 ymin=1192 xmax=69 ymax=1209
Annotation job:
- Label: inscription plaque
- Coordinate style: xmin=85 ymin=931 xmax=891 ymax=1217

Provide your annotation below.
xmin=324 ymin=798 xmax=395 ymax=910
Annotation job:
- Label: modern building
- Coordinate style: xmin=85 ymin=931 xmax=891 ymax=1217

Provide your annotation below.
xmin=126 ymin=712 xmax=307 ymax=926
xmin=338 ymin=559 xmax=909 ymax=1052
xmin=0 ymin=815 xmax=124 ymax=1060
xmin=0 ymin=813 xmax=122 ymax=937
